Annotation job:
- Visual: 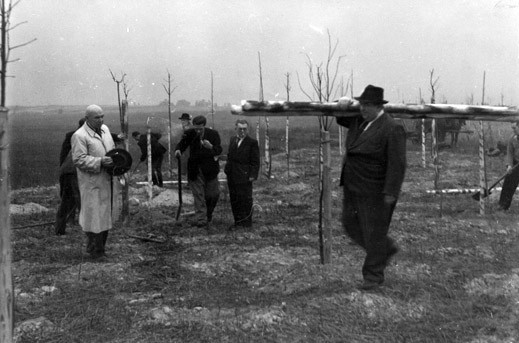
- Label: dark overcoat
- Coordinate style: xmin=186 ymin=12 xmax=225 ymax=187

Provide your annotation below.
xmin=175 ymin=127 xmax=222 ymax=181
xmin=337 ymin=114 xmax=406 ymax=197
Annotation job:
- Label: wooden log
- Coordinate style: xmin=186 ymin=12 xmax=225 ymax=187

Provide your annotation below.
xmin=231 ymin=100 xmax=519 ymax=121
xmin=426 ymin=187 xmax=505 ymax=194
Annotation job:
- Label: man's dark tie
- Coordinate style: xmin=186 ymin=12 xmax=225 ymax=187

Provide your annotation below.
xmin=359 ymin=121 xmax=369 ymax=132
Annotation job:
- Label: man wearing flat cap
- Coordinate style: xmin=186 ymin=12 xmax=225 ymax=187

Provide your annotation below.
xmin=71 ymin=104 xmax=119 ymax=259
xmin=336 ymin=85 xmax=407 ymax=291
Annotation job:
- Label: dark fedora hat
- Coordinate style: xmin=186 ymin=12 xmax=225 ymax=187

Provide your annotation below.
xmin=178 ymin=113 xmax=192 ymax=120
xmin=354 ymin=85 xmax=388 ymax=104
xmin=105 ymin=148 xmax=133 ymax=176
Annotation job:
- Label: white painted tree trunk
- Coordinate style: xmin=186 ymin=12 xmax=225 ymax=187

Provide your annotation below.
xmin=0 ymin=107 xmax=13 ymax=343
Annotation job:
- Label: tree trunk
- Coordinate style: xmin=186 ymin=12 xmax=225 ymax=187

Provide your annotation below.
xmin=264 ymin=116 xmax=271 ymax=178
xmin=146 ymin=125 xmax=152 ymax=201
xmin=321 ymin=130 xmax=332 ymax=264
xmin=478 ymin=121 xmax=487 ymax=215
xmin=0 ymin=107 xmax=13 ymax=343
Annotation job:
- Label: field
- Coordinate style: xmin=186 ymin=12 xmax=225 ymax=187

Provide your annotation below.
xmin=8 ymin=107 xmax=519 ymax=342
xmin=8 ymin=105 xmax=324 ymax=189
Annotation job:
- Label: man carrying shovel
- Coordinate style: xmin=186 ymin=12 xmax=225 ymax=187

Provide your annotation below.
xmin=497 ymin=122 xmax=519 ymax=211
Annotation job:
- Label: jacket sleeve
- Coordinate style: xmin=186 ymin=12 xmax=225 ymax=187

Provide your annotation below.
xmin=71 ymin=133 xmax=102 ymax=173
xmin=250 ymin=139 xmax=260 ymax=180
xmin=138 ymin=136 xmax=147 ymax=162
xmin=59 ymin=132 xmax=72 ymax=166
xmin=175 ymin=129 xmax=195 ymax=153
xmin=383 ymin=124 xmax=407 ymax=197
xmin=336 ymin=115 xmax=361 ymax=129
xmin=208 ymin=130 xmax=222 ymax=156
xmin=506 ymin=137 xmax=515 ymax=167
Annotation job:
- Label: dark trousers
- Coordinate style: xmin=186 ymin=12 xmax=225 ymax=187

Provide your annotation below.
xmin=342 ymin=188 xmax=397 ymax=283
xmin=499 ymin=164 xmax=519 ymax=210
xmin=86 ymin=231 xmax=109 ymax=257
xmin=55 ymin=173 xmax=81 ymax=235
xmin=152 ymin=155 xmax=164 ymax=187
xmin=228 ymin=180 xmax=253 ymax=227
xmin=189 ymin=171 xmax=220 ymax=223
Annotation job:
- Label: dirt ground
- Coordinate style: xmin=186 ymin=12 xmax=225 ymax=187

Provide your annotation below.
xmin=8 ymin=145 xmax=519 ymax=343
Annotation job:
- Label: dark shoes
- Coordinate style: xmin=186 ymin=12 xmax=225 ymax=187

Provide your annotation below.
xmin=228 ymin=223 xmax=252 ymax=232
xmin=358 ymin=280 xmax=383 ymax=291
xmin=386 ymin=245 xmax=399 ymax=266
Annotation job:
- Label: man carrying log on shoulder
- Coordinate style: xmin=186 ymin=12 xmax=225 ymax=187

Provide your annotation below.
xmin=336 ymin=85 xmax=407 ymax=291
xmin=497 ymin=121 xmax=519 ymax=211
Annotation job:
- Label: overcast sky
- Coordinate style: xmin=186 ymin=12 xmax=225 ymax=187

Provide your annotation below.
xmin=8 ymin=0 xmax=519 ymax=107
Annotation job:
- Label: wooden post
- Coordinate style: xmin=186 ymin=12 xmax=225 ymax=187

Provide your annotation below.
xmin=168 ymin=109 xmax=172 ymax=179
xmin=120 ymin=100 xmax=129 ymax=222
xmin=285 ymin=72 xmax=291 ymax=180
xmin=431 ymin=119 xmax=443 ymax=216
xmin=479 ymin=71 xmax=487 ymax=215
xmin=339 ymin=127 xmax=343 ymax=155
xmin=421 ymin=119 xmax=426 ymax=168
xmin=286 ymin=115 xmax=290 ymax=179
xmin=146 ymin=120 xmax=152 ymax=201
xmin=479 ymin=121 xmax=487 ymax=215
xmin=0 ymin=107 xmax=13 ymax=342
xmin=255 ymin=117 xmax=262 ymax=177
xmin=321 ymin=130 xmax=332 ymax=264
xmin=264 ymin=116 xmax=271 ymax=178
xmin=211 ymin=71 xmax=215 ymax=128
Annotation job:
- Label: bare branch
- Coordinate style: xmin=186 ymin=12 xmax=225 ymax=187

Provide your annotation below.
xmin=9 ymin=37 xmax=35 ymax=50
xmin=7 ymin=20 xmax=27 ymax=31
xmin=296 ymin=71 xmax=314 ymax=101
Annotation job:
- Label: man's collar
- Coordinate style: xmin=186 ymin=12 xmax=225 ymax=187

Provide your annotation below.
xmin=85 ymin=122 xmax=104 ymax=136
xmin=363 ymin=110 xmax=385 ymax=131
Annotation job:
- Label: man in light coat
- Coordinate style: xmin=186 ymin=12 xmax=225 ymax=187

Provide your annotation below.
xmin=72 ymin=104 xmax=118 ymax=259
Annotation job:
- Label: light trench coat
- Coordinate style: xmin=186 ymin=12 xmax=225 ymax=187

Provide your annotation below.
xmin=71 ymin=123 xmax=121 ymax=233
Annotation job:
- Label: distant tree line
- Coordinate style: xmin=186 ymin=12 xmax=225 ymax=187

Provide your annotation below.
xmin=158 ymin=99 xmax=231 ymax=108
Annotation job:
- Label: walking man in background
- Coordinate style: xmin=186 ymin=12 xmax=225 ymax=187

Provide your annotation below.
xmin=72 ymin=104 xmax=117 ymax=259
xmin=175 ymin=115 xmax=222 ymax=230
xmin=54 ymin=118 xmax=85 ymax=235
xmin=225 ymin=119 xmax=260 ymax=230
xmin=498 ymin=121 xmax=519 ymax=211
xmin=336 ymin=85 xmax=407 ymax=291
xmin=179 ymin=112 xmax=192 ymax=131
xmin=132 ymin=131 xmax=167 ymax=187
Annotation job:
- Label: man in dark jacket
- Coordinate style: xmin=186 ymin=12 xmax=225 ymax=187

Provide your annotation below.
xmin=133 ymin=131 xmax=167 ymax=187
xmin=54 ymin=118 xmax=85 ymax=236
xmin=336 ymin=85 xmax=407 ymax=291
xmin=498 ymin=121 xmax=519 ymax=210
xmin=225 ymin=119 xmax=260 ymax=229
xmin=175 ymin=115 xmax=222 ymax=228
